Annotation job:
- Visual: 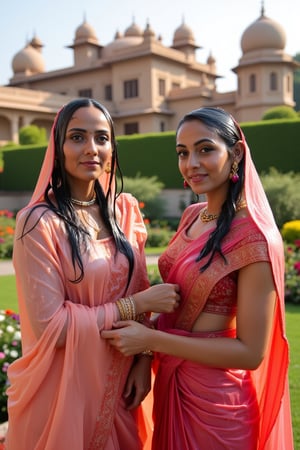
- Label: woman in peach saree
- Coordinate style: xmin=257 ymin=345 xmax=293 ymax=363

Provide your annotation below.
xmin=5 ymin=98 xmax=179 ymax=449
xmin=102 ymin=107 xmax=294 ymax=449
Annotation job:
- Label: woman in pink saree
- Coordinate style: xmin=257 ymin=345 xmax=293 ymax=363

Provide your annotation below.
xmin=6 ymin=98 xmax=180 ymax=450
xmin=103 ymin=107 xmax=294 ymax=449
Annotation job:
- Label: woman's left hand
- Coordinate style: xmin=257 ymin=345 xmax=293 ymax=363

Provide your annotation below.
xmin=101 ymin=321 xmax=153 ymax=356
xmin=123 ymin=356 xmax=152 ymax=410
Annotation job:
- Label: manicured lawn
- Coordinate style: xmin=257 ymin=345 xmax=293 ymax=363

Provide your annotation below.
xmin=285 ymin=303 xmax=300 ymax=449
xmin=0 ymin=275 xmax=18 ymax=311
xmin=0 ymin=274 xmax=299 ymax=447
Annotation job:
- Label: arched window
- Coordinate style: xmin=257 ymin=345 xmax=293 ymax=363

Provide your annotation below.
xmin=249 ymin=74 xmax=256 ymax=93
xmin=270 ymin=72 xmax=277 ymax=91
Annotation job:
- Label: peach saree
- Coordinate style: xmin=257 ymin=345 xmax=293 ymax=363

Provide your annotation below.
xmin=6 ymin=108 xmax=150 ymax=449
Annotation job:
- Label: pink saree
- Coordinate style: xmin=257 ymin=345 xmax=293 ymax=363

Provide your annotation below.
xmin=6 ymin=109 xmax=151 ymax=450
xmin=152 ymin=126 xmax=294 ymax=449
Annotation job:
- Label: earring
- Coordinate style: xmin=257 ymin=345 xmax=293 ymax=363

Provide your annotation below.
xmin=105 ymin=162 xmax=111 ymax=174
xmin=183 ymin=180 xmax=189 ymax=189
xmin=229 ymin=161 xmax=239 ymax=183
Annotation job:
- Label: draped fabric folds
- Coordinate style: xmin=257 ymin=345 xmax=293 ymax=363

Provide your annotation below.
xmin=6 ymin=106 xmax=150 ymax=449
xmin=152 ymin=126 xmax=294 ymax=450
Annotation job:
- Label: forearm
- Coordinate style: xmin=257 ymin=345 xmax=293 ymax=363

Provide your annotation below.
xmin=149 ymin=329 xmax=264 ymax=370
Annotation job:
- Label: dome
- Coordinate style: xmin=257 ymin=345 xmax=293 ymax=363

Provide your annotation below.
xmin=173 ymin=21 xmax=195 ymax=46
xmin=241 ymin=11 xmax=286 ymax=53
xmin=102 ymin=35 xmax=143 ymax=58
xmin=124 ymin=20 xmax=143 ymax=37
xmin=74 ymin=20 xmax=98 ymax=44
xmin=12 ymin=44 xmax=45 ymax=75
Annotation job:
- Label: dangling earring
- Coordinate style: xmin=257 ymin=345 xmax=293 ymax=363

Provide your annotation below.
xmin=183 ymin=179 xmax=189 ymax=189
xmin=229 ymin=161 xmax=239 ymax=183
xmin=105 ymin=162 xmax=111 ymax=174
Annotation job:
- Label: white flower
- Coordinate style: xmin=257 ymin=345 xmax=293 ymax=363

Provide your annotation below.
xmin=13 ymin=331 xmax=21 ymax=341
xmin=6 ymin=325 xmax=14 ymax=333
xmin=0 ymin=315 xmax=5 ymax=322
xmin=9 ymin=350 xmax=19 ymax=358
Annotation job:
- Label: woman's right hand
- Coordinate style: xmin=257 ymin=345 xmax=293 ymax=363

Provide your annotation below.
xmin=133 ymin=283 xmax=180 ymax=314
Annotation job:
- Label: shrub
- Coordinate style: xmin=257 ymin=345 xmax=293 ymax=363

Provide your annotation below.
xmin=281 ymin=220 xmax=300 ymax=243
xmin=262 ymin=106 xmax=298 ymax=120
xmin=0 ymin=310 xmax=22 ymax=423
xmin=146 ymin=226 xmax=174 ymax=248
xmin=260 ymin=168 xmax=300 ymax=228
xmin=19 ymin=125 xmax=47 ymax=145
xmin=147 ymin=266 xmax=162 ymax=285
xmin=120 ymin=174 xmax=166 ymax=219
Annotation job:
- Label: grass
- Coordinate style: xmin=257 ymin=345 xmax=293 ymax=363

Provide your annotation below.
xmin=145 ymin=246 xmax=165 ymax=255
xmin=0 ymin=274 xmax=299 ymax=447
xmin=0 ymin=275 xmax=18 ymax=311
xmin=285 ymin=303 xmax=300 ymax=449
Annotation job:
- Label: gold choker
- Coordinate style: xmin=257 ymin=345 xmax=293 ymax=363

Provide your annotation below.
xmin=199 ymin=200 xmax=247 ymax=223
xmin=71 ymin=196 xmax=96 ymax=207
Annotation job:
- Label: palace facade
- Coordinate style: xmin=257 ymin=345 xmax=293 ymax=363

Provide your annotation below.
xmin=0 ymin=5 xmax=298 ymax=145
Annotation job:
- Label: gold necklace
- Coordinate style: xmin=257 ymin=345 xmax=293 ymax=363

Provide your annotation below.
xmin=71 ymin=195 xmax=96 ymax=207
xmin=199 ymin=200 xmax=247 ymax=223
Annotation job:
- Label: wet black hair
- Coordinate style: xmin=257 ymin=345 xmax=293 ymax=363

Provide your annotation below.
xmin=176 ymin=107 xmax=245 ymax=270
xmin=20 ymin=98 xmax=134 ymax=285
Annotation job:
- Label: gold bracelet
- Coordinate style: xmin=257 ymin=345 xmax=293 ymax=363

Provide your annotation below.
xmin=116 ymin=296 xmax=137 ymax=321
xmin=140 ymin=349 xmax=154 ymax=357
xmin=116 ymin=299 xmax=127 ymax=320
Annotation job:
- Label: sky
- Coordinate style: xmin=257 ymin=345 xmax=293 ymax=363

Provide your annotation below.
xmin=1 ymin=0 xmax=300 ymax=93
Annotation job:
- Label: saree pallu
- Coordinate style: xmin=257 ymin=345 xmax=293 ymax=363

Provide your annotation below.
xmin=6 ymin=194 xmax=149 ymax=450
xmin=152 ymin=329 xmax=259 ymax=450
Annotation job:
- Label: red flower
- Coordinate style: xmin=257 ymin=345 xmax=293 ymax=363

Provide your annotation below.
xmin=294 ymin=261 xmax=300 ymax=275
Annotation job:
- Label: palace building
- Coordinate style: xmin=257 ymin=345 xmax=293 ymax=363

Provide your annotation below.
xmin=0 ymin=5 xmax=298 ymax=145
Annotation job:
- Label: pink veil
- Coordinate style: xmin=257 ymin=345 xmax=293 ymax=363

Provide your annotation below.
xmin=236 ymin=122 xmax=293 ymax=449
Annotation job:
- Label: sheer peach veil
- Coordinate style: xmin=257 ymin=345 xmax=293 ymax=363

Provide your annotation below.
xmin=25 ymin=104 xmax=112 ymax=209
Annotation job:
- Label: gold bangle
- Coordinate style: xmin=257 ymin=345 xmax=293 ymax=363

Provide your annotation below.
xmin=116 ymin=296 xmax=137 ymax=321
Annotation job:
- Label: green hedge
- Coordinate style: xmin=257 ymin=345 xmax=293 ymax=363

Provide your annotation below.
xmin=1 ymin=120 xmax=300 ymax=191
xmin=0 ymin=144 xmax=46 ymax=191
xmin=241 ymin=119 xmax=300 ymax=173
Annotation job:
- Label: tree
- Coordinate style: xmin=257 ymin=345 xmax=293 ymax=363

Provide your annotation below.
xmin=19 ymin=125 xmax=47 ymax=145
xmin=119 ymin=173 xmax=165 ymax=219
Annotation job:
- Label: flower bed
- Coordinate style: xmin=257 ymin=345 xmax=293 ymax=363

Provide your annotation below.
xmin=0 ymin=210 xmax=15 ymax=259
xmin=0 ymin=309 xmax=21 ymax=423
xmin=285 ymin=240 xmax=300 ymax=304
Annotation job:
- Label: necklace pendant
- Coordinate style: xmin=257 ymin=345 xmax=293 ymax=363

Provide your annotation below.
xmin=199 ymin=208 xmax=218 ymax=223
